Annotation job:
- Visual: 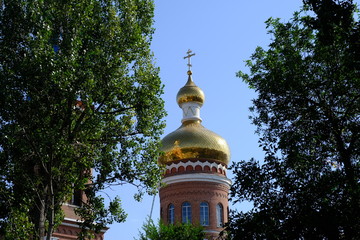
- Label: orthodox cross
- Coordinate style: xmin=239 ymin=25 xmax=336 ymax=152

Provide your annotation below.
xmin=183 ymin=49 xmax=196 ymax=71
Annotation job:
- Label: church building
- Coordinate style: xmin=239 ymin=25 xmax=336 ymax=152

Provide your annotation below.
xmin=51 ymin=190 xmax=107 ymax=240
xmin=159 ymin=50 xmax=231 ymax=239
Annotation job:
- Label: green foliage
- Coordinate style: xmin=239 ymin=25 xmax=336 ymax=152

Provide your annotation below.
xmin=227 ymin=0 xmax=359 ymax=239
xmin=0 ymin=0 xmax=165 ymax=239
xmin=137 ymin=219 xmax=205 ymax=240
xmin=5 ymin=206 xmax=34 ymax=239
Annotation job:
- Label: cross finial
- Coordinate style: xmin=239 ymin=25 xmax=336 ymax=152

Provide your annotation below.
xmin=183 ymin=49 xmax=196 ymax=72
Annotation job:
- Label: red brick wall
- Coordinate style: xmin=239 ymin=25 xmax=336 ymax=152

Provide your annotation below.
xmin=159 ymin=178 xmax=229 ymax=239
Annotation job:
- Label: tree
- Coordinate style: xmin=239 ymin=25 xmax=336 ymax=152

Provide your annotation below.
xmin=137 ymin=219 xmax=205 ymax=240
xmin=0 ymin=0 xmax=166 ymax=239
xmin=226 ymin=0 xmax=359 ymax=239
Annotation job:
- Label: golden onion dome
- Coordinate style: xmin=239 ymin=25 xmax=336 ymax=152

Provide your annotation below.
xmin=159 ymin=120 xmax=230 ymax=165
xmin=159 ymin=69 xmax=230 ymax=165
xmin=176 ymin=71 xmax=205 ymax=106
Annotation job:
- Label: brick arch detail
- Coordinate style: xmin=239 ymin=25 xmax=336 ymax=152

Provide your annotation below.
xmin=195 ymin=165 xmax=202 ymax=171
xmin=186 ymin=165 xmax=194 ymax=171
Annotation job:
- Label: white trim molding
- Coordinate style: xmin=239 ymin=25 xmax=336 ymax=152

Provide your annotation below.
xmin=162 ymin=173 xmax=231 ymax=187
xmin=204 ymin=230 xmax=221 ymax=234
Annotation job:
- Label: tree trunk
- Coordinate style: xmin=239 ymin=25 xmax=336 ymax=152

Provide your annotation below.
xmin=37 ymin=198 xmax=46 ymax=240
xmin=45 ymin=177 xmax=55 ymax=240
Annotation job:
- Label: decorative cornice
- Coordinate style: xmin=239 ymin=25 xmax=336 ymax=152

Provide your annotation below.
xmin=63 ymin=217 xmax=81 ymax=223
xmin=166 ymin=160 xmax=227 ymax=172
xmin=162 ymin=173 xmax=231 ymax=187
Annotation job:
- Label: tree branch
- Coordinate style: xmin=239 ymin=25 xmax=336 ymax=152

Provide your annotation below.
xmin=96 ymin=106 xmax=135 ymax=115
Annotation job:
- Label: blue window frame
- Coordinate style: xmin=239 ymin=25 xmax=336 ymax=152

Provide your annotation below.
xmin=216 ymin=203 xmax=224 ymax=227
xmin=200 ymin=202 xmax=209 ymax=226
xmin=168 ymin=204 xmax=175 ymax=224
xmin=182 ymin=202 xmax=192 ymax=223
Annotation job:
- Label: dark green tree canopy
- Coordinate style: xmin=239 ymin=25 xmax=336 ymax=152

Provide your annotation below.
xmin=227 ymin=0 xmax=359 ymax=239
xmin=0 ymin=0 xmax=165 ymax=239
xmin=137 ymin=219 xmax=205 ymax=240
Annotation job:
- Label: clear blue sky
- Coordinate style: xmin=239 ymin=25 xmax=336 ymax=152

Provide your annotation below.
xmin=103 ymin=0 xmax=330 ymax=239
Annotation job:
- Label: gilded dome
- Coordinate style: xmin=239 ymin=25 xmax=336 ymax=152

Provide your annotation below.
xmin=176 ymin=71 xmax=205 ymax=106
xmin=160 ymin=68 xmax=230 ymax=166
xmin=159 ymin=121 xmax=230 ymax=165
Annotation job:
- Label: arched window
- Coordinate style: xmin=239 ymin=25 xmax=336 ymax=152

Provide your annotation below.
xmin=200 ymin=202 xmax=209 ymax=226
xmin=216 ymin=203 xmax=224 ymax=227
xmin=182 ymin=202 xmax=192 ymax=223
xmin=168 ymin=204 xmax=175 ymax=224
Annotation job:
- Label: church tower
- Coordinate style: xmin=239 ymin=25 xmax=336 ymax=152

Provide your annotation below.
xmin=52 ymin=185 xmax=107 ymax=239
xmin=159 ymin=50 xmax=231 ymax=239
